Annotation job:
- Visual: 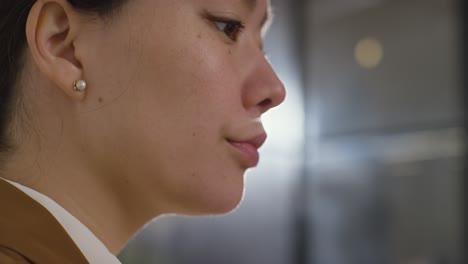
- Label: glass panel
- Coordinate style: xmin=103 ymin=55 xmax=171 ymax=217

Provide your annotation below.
xmin=305 ymin=0 xmax=465 ymax=263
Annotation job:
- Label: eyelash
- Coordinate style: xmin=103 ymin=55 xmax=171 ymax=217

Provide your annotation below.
xmin=212 ymin=18 xmax=245 ymax=42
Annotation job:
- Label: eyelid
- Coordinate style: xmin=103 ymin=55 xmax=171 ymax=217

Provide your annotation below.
xmin=209 ymin=15 xmax=245 ymax=30
xmin=213 ymin=19 xmax=244 ymax=31
xmin=203 ymin=10 xmax=242 ymax=22
xmin=208 ymin=15 xmax=245 ymax=42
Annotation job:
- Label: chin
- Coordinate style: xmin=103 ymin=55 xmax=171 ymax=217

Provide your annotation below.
xmin=209 ymin=173 xmax=247 ymax=214
xmin=180 ymin=183 xmax=246 ymax=216
xmin=212 ymin=188 xmax=246 ymax=214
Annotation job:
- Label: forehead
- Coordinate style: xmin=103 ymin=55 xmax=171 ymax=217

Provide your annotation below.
xmin=197 ymin=0 xmax=269 ymax=14
xmin=235 ymin=0 xmax=272 ymax=29
xmin=244 ymin=0 xmax=260 ymax=10
xmin=125 ymin=0 xmax=271 ymax=30
xmin=243 ymin=0 xmax=270 ymax=15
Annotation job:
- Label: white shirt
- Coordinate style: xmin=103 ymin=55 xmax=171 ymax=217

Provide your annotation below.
xmin=0 ymin=177 xmax=121 ymax=264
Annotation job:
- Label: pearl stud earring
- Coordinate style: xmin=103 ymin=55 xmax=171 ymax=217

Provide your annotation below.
xmin=73 ymin=80 xmax=87 ymax=91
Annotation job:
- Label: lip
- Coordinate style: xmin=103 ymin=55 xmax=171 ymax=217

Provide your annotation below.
xmin=227 ymin=133 xmax=267 ymax=167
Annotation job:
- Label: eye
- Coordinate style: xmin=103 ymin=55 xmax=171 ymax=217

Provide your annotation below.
xmin=213 ymin=19 xmax=245 ymax=42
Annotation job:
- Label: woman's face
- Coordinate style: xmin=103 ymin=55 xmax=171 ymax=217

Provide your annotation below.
xmin=77 ymin=0 xmax=285 ymax=214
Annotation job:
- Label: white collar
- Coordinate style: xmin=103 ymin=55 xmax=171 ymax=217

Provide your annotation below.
xmin=0 ymin=177 xmax=121 ymax=264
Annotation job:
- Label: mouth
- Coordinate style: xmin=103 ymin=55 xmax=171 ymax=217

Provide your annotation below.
xmin=226 ymin=133 xmax=267 ymax=168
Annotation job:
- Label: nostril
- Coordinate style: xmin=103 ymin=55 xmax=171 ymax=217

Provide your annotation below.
xmin=258 ymin=98 xmax=272 ymax=110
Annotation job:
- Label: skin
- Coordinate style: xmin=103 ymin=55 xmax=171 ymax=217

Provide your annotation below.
xmin=2 ymin=0 xmax=285 ymax=254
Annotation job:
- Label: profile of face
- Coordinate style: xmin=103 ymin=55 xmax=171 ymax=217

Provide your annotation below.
xmin=27 ymin=0 xmax=285 ymax=216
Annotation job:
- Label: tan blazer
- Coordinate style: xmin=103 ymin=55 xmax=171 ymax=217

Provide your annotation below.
xmin=0 ymin=179 xmax=89 ymax=263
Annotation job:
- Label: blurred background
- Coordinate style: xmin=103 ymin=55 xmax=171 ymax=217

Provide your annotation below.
xmin=118 ymin=0 xmax=466 ymax=263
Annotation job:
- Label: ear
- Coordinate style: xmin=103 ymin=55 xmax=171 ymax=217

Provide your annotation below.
xmin=26 ymin=0 xmax=86 ymax=101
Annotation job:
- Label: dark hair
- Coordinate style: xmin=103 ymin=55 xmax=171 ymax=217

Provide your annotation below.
xmin=0 ymin=0 xmax=127 ymax=158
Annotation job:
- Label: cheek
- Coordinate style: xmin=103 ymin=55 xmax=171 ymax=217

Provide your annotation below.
xmin=82 ymin=9 xmax=246 ymax=213
xmin=128 ymin=30 xmax=246 ymax=213
xmin=123 ymin=108 xmax=246 ymax=214
xmin=132 ymin=54 xmax=239 ymax=178
xmin=130 ymin=23 xmax=241 ymax=131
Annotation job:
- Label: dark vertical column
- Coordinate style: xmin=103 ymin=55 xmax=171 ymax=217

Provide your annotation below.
xmin=290 ymin=0 xmax=312 ymax=263
xmin=292 ymin=167 xmax=310 ymax=264
xmin=459 ymin=0 xmax=468 ymax=262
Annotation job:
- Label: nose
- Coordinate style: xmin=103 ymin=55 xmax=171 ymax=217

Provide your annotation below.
xmin=242 ymin=55 xmax=286 ymax=116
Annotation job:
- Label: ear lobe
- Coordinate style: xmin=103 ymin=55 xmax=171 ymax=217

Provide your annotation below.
xmin=26 ymin=0 xmax=86 ymax=101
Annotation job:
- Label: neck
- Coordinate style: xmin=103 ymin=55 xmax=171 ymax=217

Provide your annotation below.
xmin=1 ymin=136 xmax=159 ymax=254
xmin=1 ymin=73 xmax=164 ymax=254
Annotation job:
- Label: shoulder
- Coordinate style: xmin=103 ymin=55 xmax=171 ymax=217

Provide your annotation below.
xmin=0 ymin=246 xmax=32 ymax=264
xmin=0 ymin=179 xmax=89 ymax=264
